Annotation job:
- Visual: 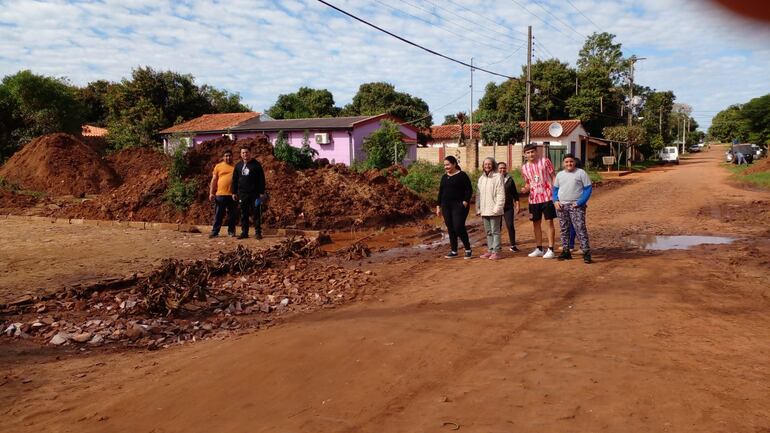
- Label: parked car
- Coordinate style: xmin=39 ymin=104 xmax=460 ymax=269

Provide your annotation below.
xmin=688 ymin=144 xmax=701 ymax=153
xmin=660 ymin=146 xmax=679 ymax=164
xmin=750 ymin=143 xmax=766 ymax=159
xmin=728 ymin=144 xmax=755 ymax=164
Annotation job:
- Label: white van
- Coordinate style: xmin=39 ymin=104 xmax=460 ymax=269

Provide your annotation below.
xmin=659 ymin=146 xmax=679 ymax=164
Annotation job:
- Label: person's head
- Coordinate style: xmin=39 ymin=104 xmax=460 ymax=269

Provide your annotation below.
xmin=239 ymin=146 xmax=251 ymax=161
xmin=497 ymin=161 xmax=508 ymax=176
xmin=443 ymin=155 xmax=460 ymax=173
xmin=523 ymin=143 xmax=538 ymax=162
xmin=482 ymin=157 xmax=496 ymax=174
xmin=562 ymin=153 xmax=577 ymax=172
xmin=222 ymin=149 xmax=233 ymax=163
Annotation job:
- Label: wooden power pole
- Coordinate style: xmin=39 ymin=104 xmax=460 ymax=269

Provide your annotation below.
xmin=525 ymin=25 xmax=532 ymax=151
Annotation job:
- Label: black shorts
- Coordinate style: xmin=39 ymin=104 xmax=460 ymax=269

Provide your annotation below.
xmin=529 ymin=201 xmax=557 ymax=221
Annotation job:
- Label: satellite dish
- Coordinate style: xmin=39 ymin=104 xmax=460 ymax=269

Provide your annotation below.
xmin=548 ymin=122 xmax=563 ymax=138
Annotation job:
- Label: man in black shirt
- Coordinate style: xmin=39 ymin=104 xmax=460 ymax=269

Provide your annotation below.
xmin=231 ymin=146 xmax=266 ymax=239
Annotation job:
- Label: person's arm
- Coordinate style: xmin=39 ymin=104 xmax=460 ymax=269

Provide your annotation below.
xmin=209 ymin=168 xmax=218 ymax=201
xmin=576 ymin=170 xmax=593 ymax=206
xmin=462 ymin=172 xmax=472 ymax=206
xmin=231 ymin=163 xmax=240 ymax=199
xmin=494 ymin=175 xmax=506 ymax=215
xmin=436 ymin=176 xmax=444 ymax=215
xmin=255 ymin=162 xmax=266 ymax=196
xmin=547 ymin=159 xmax=556 ymax=184
xmin=552 ymin=172 xmax=561 ymax=210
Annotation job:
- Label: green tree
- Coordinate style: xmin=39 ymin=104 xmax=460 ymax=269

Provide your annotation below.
xmin=480 ymin=116 xmax=522 ymax=147
xmin=273 ymin=130 xmax=317 ymax=169
xmin=342 ymin=82 xmax=431 ymax=128
xmin=267 ymin=87 xmax=339 ymax=119
xmin=707 ymin=105 xmax=750 ymax=143
xmin=741 ymin=94 xmax=770 ymax=144
xmin=77 ymin=80 xmax=113 ymax=126
xmin=0 ymin=70 xmax=86 ymax=161
xmin=363 ymin=120 xmax=406 ymax=169
xmin=576 ymin=32 xmax=627 ymax=86
xmin=603 ymin=125 xmax=645 ymax=165
xmin=443 ymin=113 xmax=459 ymax=125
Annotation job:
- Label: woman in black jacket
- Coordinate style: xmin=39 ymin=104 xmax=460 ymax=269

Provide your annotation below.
xmin=436 ymin=156 xmax=473 ymax=259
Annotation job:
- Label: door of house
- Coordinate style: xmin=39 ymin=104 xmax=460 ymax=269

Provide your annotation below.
xmin=548 ymin=146 xmax=566 ymax=165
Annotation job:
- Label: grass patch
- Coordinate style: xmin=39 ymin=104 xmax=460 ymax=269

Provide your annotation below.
xmin=587 ymin=169 xmax=604 ymax=183
xmin=630 ymin=160 xmax=660 ymax=171
xmin=727 ymin=163 xmax=770 ymax=189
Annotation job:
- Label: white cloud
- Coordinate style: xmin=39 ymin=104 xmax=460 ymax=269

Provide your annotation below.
xmin=0 ymin=0 xmax=768 ymax=130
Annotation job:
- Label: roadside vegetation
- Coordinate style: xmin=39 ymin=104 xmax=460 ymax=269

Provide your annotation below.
xmin=727 ymin=163 xmax=770 ymax=190
xmin=164 ymin=147 xmax=198 ymax=211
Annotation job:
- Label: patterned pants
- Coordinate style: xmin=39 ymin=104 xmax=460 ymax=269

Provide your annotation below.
xmin=558 ymin=203 xmax=590 ymax=252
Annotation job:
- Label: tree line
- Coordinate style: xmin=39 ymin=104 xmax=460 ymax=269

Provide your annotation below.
xmin=708 ymin=94 xmax=770 ymax=146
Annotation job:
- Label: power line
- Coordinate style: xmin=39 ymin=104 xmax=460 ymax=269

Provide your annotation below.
xmin=372 ymin=0 xmax=510 ymax=52
xmin=508 ymin=0 xmax=581 ymax=43
xmin=402 ymin=0 xmax=525 ymax=44
xmin=398 ymin=90 xmax=471 ymax=126
xmin=431 ymin=0 xmax=527 ymax=43
xmin=530 ymin=0 xmax=585 ymax=39
xmin=316 ymin=0 xmax=516 ymax=80
xmin=532 ymin=39 xmax=556 ymax=59
xmin=565 ymin=0 xmax=602 ymax=33
xmin=481 ymin=41 xmax=526 ymax=68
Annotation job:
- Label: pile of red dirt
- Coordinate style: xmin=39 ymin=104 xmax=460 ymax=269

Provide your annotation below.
xmin=0 ymin=133 xmax=119 ymax=196
xmin=181 ymin=137 xmax=430 ymax=228
xmin=53 ymin=147 xmax=173 ymax=222
xmin=745 ymin=157 xmax=770 ymax=174
xmin=47 ymin=137 xmax=429 ymax=228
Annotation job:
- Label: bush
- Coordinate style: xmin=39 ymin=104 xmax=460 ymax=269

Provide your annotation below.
xmin=273 ymin=130 xmax=317 ymax=169
xmin=164 ymin=146 xmax=198 ymax=210
xmin=363 ymin=120 xmax=406 ymax=169
xmin=396 ymin=161 xmax=444 ymax=202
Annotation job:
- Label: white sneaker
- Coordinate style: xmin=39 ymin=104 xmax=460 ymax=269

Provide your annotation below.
xmin=528 ymin=248 xmax=544 ymax=258
xmin=542 ymin=248 xmax=556 ymax=259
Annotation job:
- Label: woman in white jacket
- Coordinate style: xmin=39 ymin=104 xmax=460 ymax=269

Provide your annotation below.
xmin=476 ymin=157 xmax=506 ymax=260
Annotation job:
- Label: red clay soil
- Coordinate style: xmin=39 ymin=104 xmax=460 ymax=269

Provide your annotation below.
xmin=0 ymin=133 xmax=119 ymax=196
xmin=0 ymin=189 xmax=39 ymax=211
xmin=48 ymin=137 xmax=429 ymax=229
xmin=745 ymin=157 xmax=770 ymax=174
xmin=182 ymin=137 xmax=429 ymax=228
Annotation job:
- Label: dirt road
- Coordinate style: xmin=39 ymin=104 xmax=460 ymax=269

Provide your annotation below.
xmin=3 ymin=147 xmax=770 ymax=433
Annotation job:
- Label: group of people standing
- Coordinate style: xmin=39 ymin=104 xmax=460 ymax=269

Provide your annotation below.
xmin=208 ymin=146 xmax=267 ymax=239
xmin=436 ymin=143 xmax=593 ymax=264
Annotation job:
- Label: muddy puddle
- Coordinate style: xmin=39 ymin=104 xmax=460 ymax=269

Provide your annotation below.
xmin=627 ymin=235 xmax=737 ymax=250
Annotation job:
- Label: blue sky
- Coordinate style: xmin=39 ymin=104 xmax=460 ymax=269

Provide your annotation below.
xmin=1 ymin=0 xmax=769 ymax=130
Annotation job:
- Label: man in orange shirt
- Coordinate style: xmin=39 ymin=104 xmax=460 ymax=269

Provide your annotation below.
xmin=208 ymin=149 xmax=237 ymax=238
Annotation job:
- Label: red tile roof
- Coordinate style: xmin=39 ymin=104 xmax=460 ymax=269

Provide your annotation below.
xmin=520 ymin=119 xmax=583 ymax=138
xmin=159 ymin=112 xmax=260 ymax=134
xmin=429 ymin=119 xmax=583 ymax=141
xmin=81 ymin=124 xmax=108 ymax=137
xmin=429 ymin=124 xmax=482 ymax=140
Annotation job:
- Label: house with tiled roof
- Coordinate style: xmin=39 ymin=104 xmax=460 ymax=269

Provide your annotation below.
xmin=421 ymin=119 xmax=599 ymax=169
xmin=158 ymin=112 xmax=419 ymax=166
xmin=158 ymin=112 xmax=267 ymax=153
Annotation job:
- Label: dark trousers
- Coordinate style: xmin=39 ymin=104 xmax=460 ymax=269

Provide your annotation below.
xmin=503 ymin=208 xmax=517 ymax=246
xmin=212 ymin=195 xmax=237 ymax=235
xmin=239 ymin=194 xmax=262 ymax=236
xmin=441 ymin=202 xmax=471 ymax=252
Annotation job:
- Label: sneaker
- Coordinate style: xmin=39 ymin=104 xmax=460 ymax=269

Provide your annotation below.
xmin=479 ymin=252 xmax=492 ymax=259
xmin=208 ymin=233 xmax=219 ymax=238
xmin=464 ymin=250 xmax=473 ymax=260
xmin=444 ymin=251 xmax=458 ymax=259
xmin=237 ymin=233 xmax=249 ymax=239
xmin=255 ymin=233 xmax=263 ymax=240
xmin=509 ymin=245 xmax=519 ymax=252
xmin=557 ymin=250 xmax=572 ymax=260
xmin=528 ymin=248 xmax=544 ymax=258
xmin=489 ymin=252 xmax=501 ymax=260
xmin=542 ymin=248 xmax=556 ymax=259
xmin=583 ymin=251 xmax=592 ymax=264
xmin=227 ymin=232 xmax=236 ymax=237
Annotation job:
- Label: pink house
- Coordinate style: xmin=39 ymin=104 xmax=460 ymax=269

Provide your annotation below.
xmin=159 ymin=113 xmax=419 ymax=166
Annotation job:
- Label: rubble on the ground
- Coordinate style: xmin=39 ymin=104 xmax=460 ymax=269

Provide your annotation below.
xmin=0 ymin=238 xmax=375 ymax=351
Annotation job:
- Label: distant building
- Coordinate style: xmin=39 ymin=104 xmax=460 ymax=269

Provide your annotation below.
xmin=158 ymin=112 xmax=419 ymax=166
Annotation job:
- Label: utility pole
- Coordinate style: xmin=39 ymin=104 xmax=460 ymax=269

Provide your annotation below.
xmin=627 ymin=55 xmax=646 ymax=166
xmin=525 ymin=25 xmax=532 ymax=151
xmin=470 ymin=57 xmax=477 ymax=170
xmin=659 ymin=106 xmax=663 ymax=134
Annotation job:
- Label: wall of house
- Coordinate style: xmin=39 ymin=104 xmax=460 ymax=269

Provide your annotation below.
xmin=352 ymin=119 xmax=418 ymax=165
xmin=235 ymin=130 xmax=353 ymax=165
xmin=416 ymin=143 xmax=524 ymax=171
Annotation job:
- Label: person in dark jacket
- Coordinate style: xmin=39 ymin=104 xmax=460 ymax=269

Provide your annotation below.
xmin=231 ymin=146 xmax=266 ymax=239
xmin=497 ymin=161 xmax=520 ymax=252
xmin=436 ymin=155 xmax=473 ymax=259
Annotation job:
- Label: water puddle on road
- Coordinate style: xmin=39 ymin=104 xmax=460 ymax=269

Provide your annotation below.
xmin=627 ymin=235 xmax=737 ymax=250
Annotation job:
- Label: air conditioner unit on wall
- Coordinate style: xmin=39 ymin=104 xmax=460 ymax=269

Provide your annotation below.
xmin=314 ymin=133 xmax=330 ymax=144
